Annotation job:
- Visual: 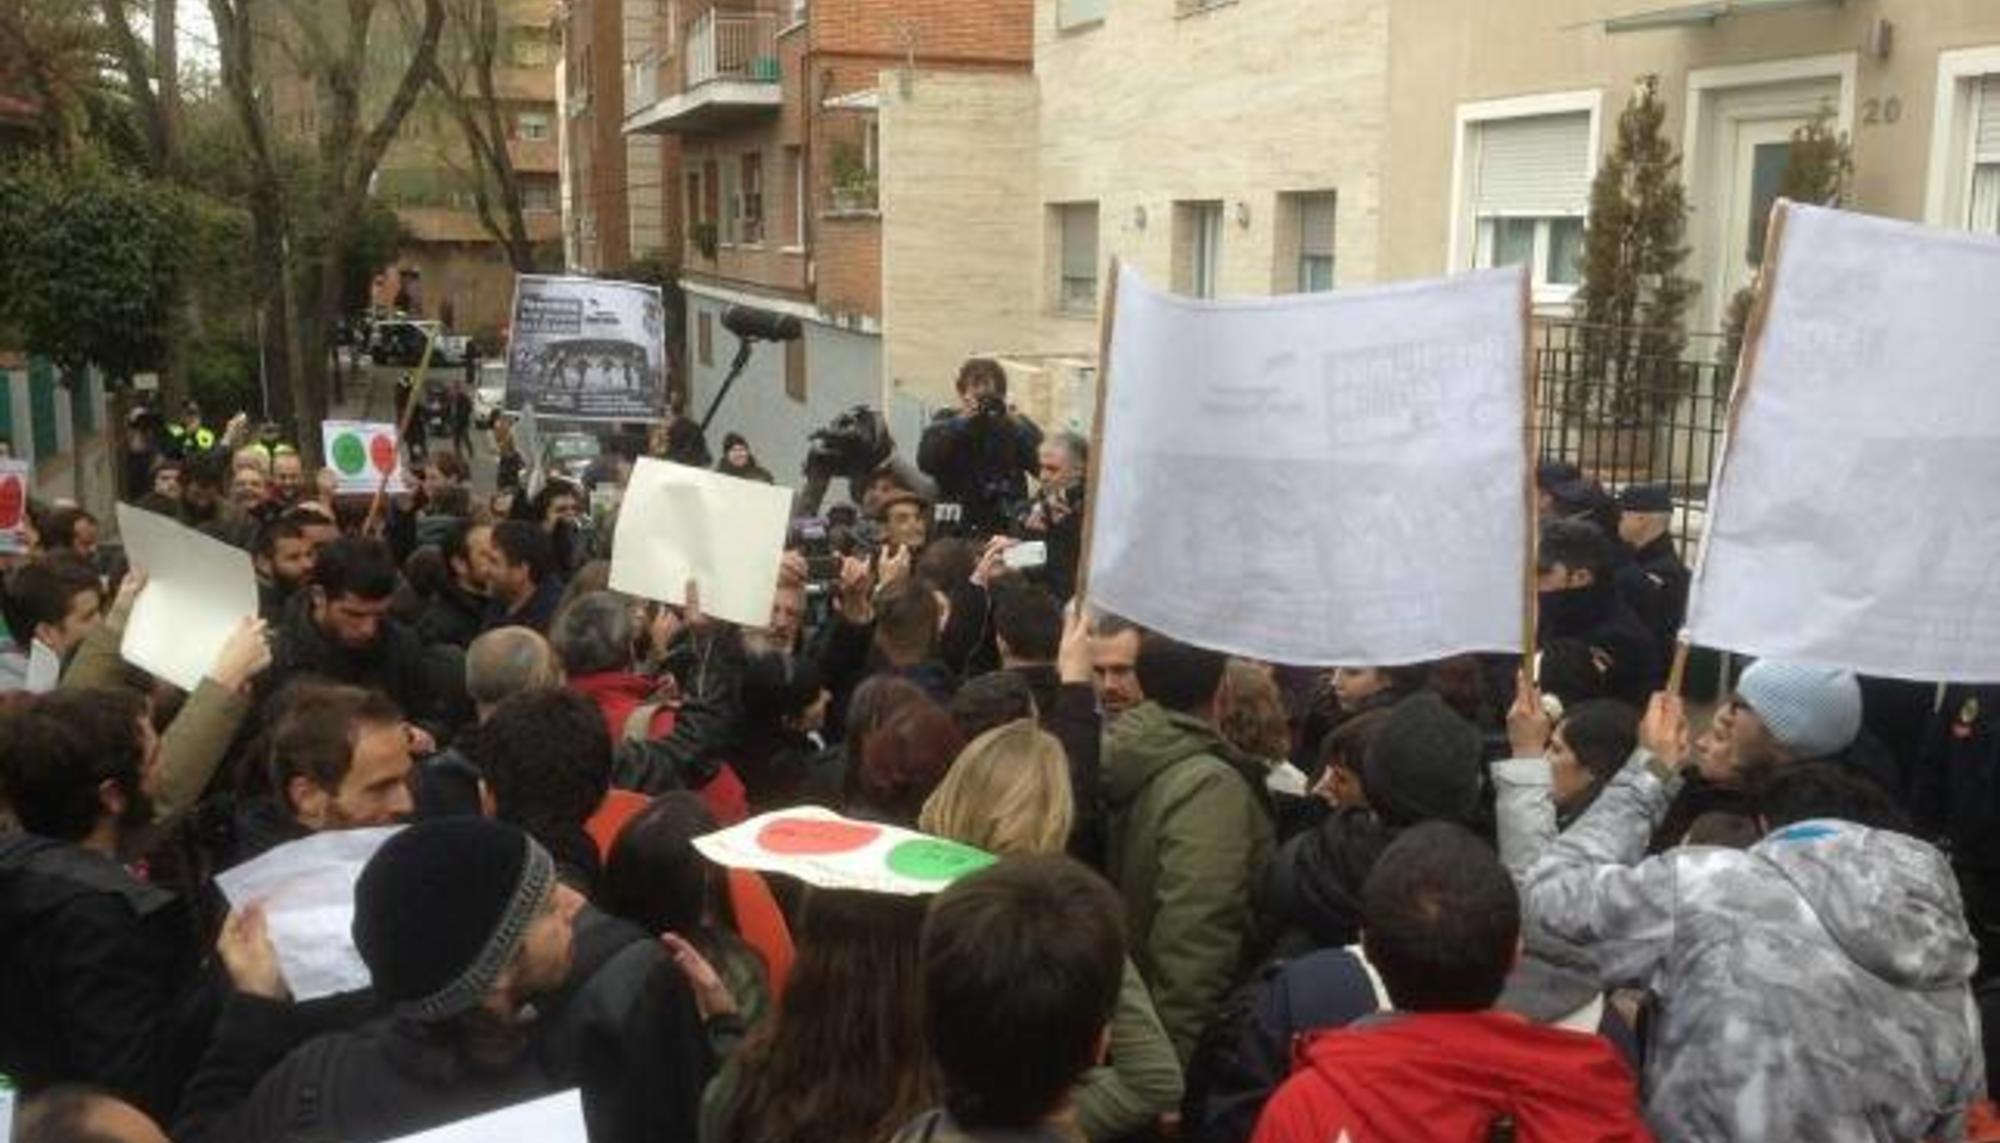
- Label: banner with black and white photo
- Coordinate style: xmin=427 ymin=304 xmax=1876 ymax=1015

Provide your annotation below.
xmin=505 ymin=275 xmax=668 ymax=422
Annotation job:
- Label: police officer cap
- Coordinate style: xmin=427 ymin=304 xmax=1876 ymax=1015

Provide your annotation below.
xmin=1618 ymin=483 xmax=1672 ymax=513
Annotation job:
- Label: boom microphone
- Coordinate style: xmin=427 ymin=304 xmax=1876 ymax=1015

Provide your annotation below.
xmin=722 ymin=305 xmax=803 ymax=342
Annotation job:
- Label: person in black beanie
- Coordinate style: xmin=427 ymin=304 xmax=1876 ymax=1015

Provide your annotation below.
xmin=177 ymin=818 xmax=581 ymax=1143
xmin=1263 ymin=692 xmax=1485 ymax=958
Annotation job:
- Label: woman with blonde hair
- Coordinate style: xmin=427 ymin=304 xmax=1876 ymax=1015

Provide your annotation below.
xmin=920 ymin=719 xmax=1184 ymax=1141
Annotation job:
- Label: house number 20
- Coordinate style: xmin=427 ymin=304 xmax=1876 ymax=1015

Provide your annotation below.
xmin=1861 ymin=97 xmax=1903 ymax=126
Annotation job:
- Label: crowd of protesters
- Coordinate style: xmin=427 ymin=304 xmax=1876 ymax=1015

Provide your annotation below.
xmin=0 ymin=358 xmax=1993 ymax=1143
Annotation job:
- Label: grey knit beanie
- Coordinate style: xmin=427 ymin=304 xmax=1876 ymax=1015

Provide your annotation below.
xmin=1735 ymin=660 xmax=1863 ymax=761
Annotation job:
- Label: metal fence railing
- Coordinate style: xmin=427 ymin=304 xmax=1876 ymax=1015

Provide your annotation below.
xmin=1532 ymin=319 xmax=1733 ymax=555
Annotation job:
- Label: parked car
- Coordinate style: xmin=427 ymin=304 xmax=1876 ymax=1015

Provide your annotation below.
xmin=540 ymin=432 xmax=602 ymax=485
xmin=473 ymin=362 xmax=509 ymax=428
xmin=368 ymin=319 xmax=472 ymax=367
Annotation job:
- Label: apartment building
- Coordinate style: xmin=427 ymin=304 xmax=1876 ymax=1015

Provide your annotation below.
xmin=622 ymin=0 xmax=1033 ymax=477
xmin=879 ymin=0 xmax=1389 ymax=435
xmin=1382 ymin=0 xmax=2000 ymax=338
xmin=268 ymin=1 xmax=565 ymax=336
xmin=556 ymin=0 xmax=678 ymax=273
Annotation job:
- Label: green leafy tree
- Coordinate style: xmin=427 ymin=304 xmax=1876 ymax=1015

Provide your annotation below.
xmin=0 ymin=157 xmax=190 ymax=382
xmin=1573 ymin=76 xmax=1698 ymax=421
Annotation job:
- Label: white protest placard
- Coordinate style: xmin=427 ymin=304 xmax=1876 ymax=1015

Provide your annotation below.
xmin=693 ymin=806 xmax=996 ymax=895
xmin=609 ymin=456 xmax=793 ymax=628
xmin=320 ymin=420 xmax=407 ymax=495
xmin=379 ymin=1090 xmax=587 ymax=1143
xmin=0 ymin=458 xmax=29 ymax=554
xmin=1086 ymin=263 xmax=1531 ymax=665
xmin=215 ymin=826 xmax=401 ymax=1002
xmin=114 ymin=503 xmax=258 ymax=693
xmin=1685 ymin=203 xmax=2000 ymax=681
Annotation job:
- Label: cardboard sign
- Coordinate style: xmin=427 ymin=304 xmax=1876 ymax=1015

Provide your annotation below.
xmin=609 ymin=457 xmax=794 ymax=628
xmin=115 ymin=504 xmax=259 ymax=693
xmin=1086 ymin=263 xmax=1531 ymax=665
xmin=321 ymin=420 xmax=407 ymax=495
xmin=693 ymin=807 xmax=997 ymax=895
xmin=0 ymin=458 xmax=29 ymax=555
xmin=215 ymin=827 xmax=402 ymax=1002
xmin=505 ymin=275 xmax=668 ymax=422
xmin=1686 ymin=203 xmax=2000 ymax=681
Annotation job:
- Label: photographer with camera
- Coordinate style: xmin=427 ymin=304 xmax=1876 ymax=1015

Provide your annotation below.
xmin=918 ymin=359 xmax=1043 ymax=538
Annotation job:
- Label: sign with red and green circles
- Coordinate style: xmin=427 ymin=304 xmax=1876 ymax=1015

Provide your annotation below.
xmin=692 ymin=808 xmax=996 ymax=895
xmin=320 ymin=420 xmax=406 ymax=495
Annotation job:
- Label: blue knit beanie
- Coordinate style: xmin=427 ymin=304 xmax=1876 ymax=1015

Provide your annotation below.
xmin=1735 ymin=660 xmax=1863 ymax=761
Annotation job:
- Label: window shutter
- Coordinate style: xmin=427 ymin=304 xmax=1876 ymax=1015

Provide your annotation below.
xmin=1061 ymin=205 xmax=1099 ymax=280
xmin=1474 ymin=112 xmax=1591 ymax=216
xmin=1975 ymin=76 xmax=2000 ymax=164
xmin=1299 ymin=194 xmax=1337 ymax=257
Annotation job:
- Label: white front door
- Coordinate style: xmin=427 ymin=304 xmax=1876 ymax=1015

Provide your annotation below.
xmin=1688 ymin=72 xmax=1843 ymax=337
xmin=1720 ymin=117 xmax=1806 ymax=309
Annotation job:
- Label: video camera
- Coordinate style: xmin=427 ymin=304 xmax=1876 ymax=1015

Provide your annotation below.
xmin=797 ymin=405 xmax=898 ymax=518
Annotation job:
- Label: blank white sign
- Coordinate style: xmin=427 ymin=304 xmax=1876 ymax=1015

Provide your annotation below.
xmin=1686 ymin=204 xmax=2000 ymax=681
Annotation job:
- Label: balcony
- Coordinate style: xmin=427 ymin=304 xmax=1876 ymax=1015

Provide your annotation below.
xmin=624 ymin=9 xmax=783 ymax=137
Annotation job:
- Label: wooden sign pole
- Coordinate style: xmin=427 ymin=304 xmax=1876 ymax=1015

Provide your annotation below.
xmin=362 ymin=330 xmax=438 ymax=538
xmin=1520 ymin=267 xmax=1540 ymax=673
xmin=1073 ymin=257 xmax=1121 ymax=609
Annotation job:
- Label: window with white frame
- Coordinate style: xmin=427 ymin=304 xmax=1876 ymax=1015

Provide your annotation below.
xmin=1175 ymin=201 xmax=1223 ymax=299
xmin=1465 ymin=111 xmax=1591 ymax=298
xmin=517 ymin=112 xmax=550 ymax=142
xmin=1054 ymin=203 xmax=1099 ymax=313
xmin=1966 ymin=76 xmax=2000 ymax=232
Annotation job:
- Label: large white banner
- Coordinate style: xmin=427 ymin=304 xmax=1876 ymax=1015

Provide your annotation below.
xmin=1087 ymin=264 xmax=1531 ymax=666
xmin=1686 ymin=204 xmax=2000 ymax=681
xmin=505 ymin=275 xmax=667 ymax=422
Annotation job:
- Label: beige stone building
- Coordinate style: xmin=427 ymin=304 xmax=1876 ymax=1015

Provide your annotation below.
xmin=882 ymin=0 xmax=1387 ymax=432
xmin=888 ymin=0 xmax=2000 ymax=441
xmin=1383 ymin=0 xmax=2000 ymax=340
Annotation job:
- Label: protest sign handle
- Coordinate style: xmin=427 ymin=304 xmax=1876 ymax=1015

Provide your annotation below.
xmin=1519 ymin=268 xmax=1539 ymax=669
xmin=1075 ymin=258 xmax=1121 ymax=608
xmin=1665 ymin=635 xmax=1691 ymax=697
xmin=363 ymin=330 xmax=436 ymax=537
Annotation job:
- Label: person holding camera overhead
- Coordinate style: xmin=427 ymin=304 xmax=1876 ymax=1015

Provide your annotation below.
xmin=918 ymin=358 xmax=1043 ymax=538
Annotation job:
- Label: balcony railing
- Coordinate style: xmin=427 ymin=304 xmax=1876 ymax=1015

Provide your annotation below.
xmin=625 ymin=50 xmax=662 ymax=118
xmin=685 ymin=9 xmax=781 ymax=90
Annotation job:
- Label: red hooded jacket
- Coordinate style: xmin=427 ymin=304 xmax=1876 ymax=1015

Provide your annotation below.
xmin=1251 ymin=1010 xmax=1654 ymax=1143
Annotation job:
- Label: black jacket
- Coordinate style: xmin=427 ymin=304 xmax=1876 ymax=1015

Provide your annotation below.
xmin=416 ymin=581 xmax=487 ymax=649
xmin=1538 ymin=581 xmax=1662 ymax=706
xmin=177 ymin=910 xmax=708 ymax=1143
xmin=0 ymin=833 xmax=213 ymax=1120
xmin=266 ymin=593 xmax=443 ymax=734
xmin=536 ymin=910 xmax=710 ymax=1143
xmin=174 ymin=995 xmax=552 ymax=1143
xmin=1631 ymin=533 xmax=1691 ymax=645
xmin=482 ymin=577 xmax=565 ymax=636
xmin=916 ymin=410 xmax=1042 ymax=536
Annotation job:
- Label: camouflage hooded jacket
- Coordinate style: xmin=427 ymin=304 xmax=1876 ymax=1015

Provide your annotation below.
xmin=1522 ymin=756 xmax=1985 ymax=1143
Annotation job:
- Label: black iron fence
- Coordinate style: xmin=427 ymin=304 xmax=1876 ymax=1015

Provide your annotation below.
xmin=1531 ymin=319 xmax=1732 ymax=554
